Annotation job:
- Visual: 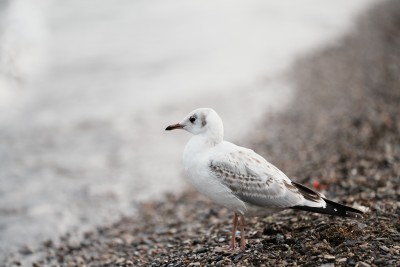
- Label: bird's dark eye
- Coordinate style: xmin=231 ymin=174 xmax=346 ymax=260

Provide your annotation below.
xmin=189 ymin=115 xmax=196 ymax=123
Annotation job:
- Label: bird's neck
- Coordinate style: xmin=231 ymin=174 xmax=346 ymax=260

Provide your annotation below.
xmin=193 ymin=133 xmax=222 ymax=148
xmin=184 ymin=133 xmax=222 ymax=158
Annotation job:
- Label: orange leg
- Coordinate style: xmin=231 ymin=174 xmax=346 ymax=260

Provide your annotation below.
xmin=239 ymin=215 xmax=246 ymax=250
xmin=230 ymin=213 xmax=239 ymax=249
xmin=213 ymin=213 xmax=239 ymax=253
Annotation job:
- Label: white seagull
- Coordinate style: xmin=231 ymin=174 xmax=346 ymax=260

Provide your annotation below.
xmin=166 ymin=108 xmax=363 ymax=251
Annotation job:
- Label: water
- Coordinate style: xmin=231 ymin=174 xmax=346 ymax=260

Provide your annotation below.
xmin=0 ymin=0 xmax=376 ymax=263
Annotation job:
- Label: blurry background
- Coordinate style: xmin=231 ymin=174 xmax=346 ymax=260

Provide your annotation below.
xmin=0 ymin=0 xmax=376 ymax=260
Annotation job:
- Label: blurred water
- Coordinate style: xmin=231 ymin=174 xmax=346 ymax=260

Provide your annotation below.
xmin=0 ymin=0 xmax=375 ymax=263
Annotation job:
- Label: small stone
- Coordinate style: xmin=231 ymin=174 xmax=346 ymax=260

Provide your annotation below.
xmin=374 ymin=258 xmax=386 ymax=265
xmin=115 ymin=258 xmax=125 ymax=264
xmin=323 ymin=255 xmax=335 ymax=260
xmin=126 ymin=260 xmax=134 ymax=266
xmin=194 ymin=246 xmax=207 ymax=253
xmin=169 ymin=228 xmax=178 ymax=234
xmin=216 ymin=260 xmax=224 ymax=267
xmin=19 ymin=245 xmax=33 ymax=255
xmin=254 ymin=243 xmax=263 ymax=249
xmin=357 ymin=223 xmax=367 ymax=230
xmin=112 ymin=238 xmax=124 ymax=245
xmin=214 ymin=255 xmax=223 ymax=261
xmin=43 ymin=240 xmax=53 ymax=248
xmin=76 ymin=256 xmax=85 ymax=264
xmin=276 ymin=233 xmax=284 ymax=244
xmin=356 ymin=262 xmax=371 ymax=267
xmin=218 ymin=237 xmax=226 ymax=242
xmin=347 ymin=257 xmax=357 ymax=266
xmin=233 ymin=252 xmax=243 ymax=261
xmin=345 ymin=240 xmax=356 ymax=246
xmin=263 ymin=226 xmax=277 ymax=235
xmin=380 ymin=245 xmax=390 ymax=252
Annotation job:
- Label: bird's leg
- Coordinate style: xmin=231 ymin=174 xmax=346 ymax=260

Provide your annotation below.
xmin=239 ymin=215 xmax=246 ymax=250
xmin=230 ymin=213 xmax=239 ymax=249
xmin=214 ymin=213 xmax=239 ymax=253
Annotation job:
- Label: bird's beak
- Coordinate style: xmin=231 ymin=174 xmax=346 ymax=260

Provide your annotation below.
xmin=165 ymin=123 xmax=184 ymax=131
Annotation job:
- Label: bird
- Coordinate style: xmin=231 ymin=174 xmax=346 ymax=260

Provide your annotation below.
xmin=165 ymin=108 xmax=363 ymax=251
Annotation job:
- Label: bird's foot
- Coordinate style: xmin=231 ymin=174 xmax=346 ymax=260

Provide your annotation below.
xmin=214 ymin=245 xmax=241 ymax=254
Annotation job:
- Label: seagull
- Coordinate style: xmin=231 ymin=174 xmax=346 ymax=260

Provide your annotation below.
xmin=166 ymin=108 xmax=363 ymax=251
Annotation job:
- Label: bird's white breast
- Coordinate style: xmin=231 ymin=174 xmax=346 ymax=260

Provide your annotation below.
xmin=182 ymin=136 xmax=247 ymax=214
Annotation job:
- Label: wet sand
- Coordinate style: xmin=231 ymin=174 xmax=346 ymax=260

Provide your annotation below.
xmin=5 ymin=0 xmax=400 ymax=266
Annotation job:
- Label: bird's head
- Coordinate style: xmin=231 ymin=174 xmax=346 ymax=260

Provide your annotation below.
xmin=165 ymin=108 xmax=224 ymax=143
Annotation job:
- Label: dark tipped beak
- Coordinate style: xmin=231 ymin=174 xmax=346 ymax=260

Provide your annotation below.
xmin=165 ymin=123 xmax=184 ymax=131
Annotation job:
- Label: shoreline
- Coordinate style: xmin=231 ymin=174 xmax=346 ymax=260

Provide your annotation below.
xmin=5 ymin=0 xmax=400 ymax=266
xmin=0 ymin=1 xmax=369 ymax=259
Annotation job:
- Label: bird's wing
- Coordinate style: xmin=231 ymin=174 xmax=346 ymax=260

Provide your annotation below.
xmin=208 ymin=146 xmax=326 ymax=209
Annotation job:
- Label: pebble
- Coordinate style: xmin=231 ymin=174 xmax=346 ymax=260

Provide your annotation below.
xmin=323 ymin=255 xmax=335 ymax=260
xmin=356 ymin=261 xmax=371 ymax=267
xmin=276 ymin=233 xmax=285 ymax=244
xmin=19 ymin=245 xmax=33 ymax=255
xmin=380 ymin=245 xmax=390 ymax=252
xmin=357 ymin=223 xmax=367 ymax=230
xmin=194 ymin=246 xmax=207 ymax=254
xmin=233 ymin=252 xmax=243 ymax=261
xmin=115 ymin=258 xmax=125 ymax=264
xmin=347 ymin=257 xmax=357 ymax=266
xmin=374 ymin=258 xmax=387 ymax=265
xmin=216 ymin=260 xmax=224 ymax=266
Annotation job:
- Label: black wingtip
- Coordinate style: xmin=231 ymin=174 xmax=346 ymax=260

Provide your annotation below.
xmin=288 ymin=181 xmax=364 ymax=218
xmin=324 ymin=198 xmax=364 ymax=218
xmin=291 ymin=198 xmax=364 ymax=218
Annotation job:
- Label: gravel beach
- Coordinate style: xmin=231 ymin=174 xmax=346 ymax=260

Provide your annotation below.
xmin=7 ymin=0 xmax=400 ymax=266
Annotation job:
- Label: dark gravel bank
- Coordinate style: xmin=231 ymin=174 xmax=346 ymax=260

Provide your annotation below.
xmin=8 ymin=0 xmax=400 ymax=266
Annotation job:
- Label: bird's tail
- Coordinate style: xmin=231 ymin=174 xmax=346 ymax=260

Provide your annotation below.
xmin=291 ymin=197 xmax=363 ymax=218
